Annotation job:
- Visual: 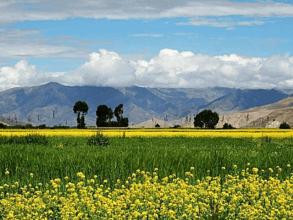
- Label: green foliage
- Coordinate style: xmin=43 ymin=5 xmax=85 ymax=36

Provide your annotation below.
xmin=223 ymin=123 xmax=235 ymax=129
xmin=280 ymin=122 xmax=291 ymax=129
xmin=96 ymin=104 xmax=128 ymax=127
xmin=37 ymin=124 xmax=47 ymax=129
xmin=0 ymin=137 xmax=292 ymax=186
xmin=194 ymin=109 xmax=219 ymax=129
xmin=73 ymin=101 xmax=89 ymax=129
xmin=87 ymin=133 xmax=110 ymax=147
xmin=0 ymin=123 xmax=7 ymax=128
xmin=114 ymin=104 xmax=123 ymax=123
xmin=96 ymin=105 xmax=113 ymax=127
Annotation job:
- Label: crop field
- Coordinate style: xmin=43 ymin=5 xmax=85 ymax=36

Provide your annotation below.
xmin=0 ymin=128 xmax=293 ymax=138
xmin=0 ymin=130 xmax=292 ymax=219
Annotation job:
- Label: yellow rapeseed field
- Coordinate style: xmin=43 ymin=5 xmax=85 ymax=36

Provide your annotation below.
xmin=0 ymin=168 xmax=292 ymax=219
xmin=0 ymin=128 xmax=293 ymax=138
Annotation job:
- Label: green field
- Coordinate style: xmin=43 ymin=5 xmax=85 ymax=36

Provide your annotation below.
xmin=1 ymin=136 xmax=292 ymax=185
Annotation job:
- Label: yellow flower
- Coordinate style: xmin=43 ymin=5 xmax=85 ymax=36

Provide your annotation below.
xmin=4 ymin=169 xmax=9 ymax=176
xmin=76 ymin=172 xmax=85 ymax=180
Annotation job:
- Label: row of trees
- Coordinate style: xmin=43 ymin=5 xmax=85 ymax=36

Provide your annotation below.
xmin=73 ymin=101 xmax=290 ymax=129
xmin=73 ymin=101 xmax=128 ymax=129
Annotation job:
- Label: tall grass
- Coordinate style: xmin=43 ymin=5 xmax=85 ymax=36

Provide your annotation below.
xmin=0 ymin=136 xmax=292 ymax=185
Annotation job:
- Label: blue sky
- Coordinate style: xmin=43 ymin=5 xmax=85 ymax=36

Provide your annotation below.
xmin=0 ymin=0 xmax=293 ymax=89
xmin=8 ymin=16 xmax=293 ymax=71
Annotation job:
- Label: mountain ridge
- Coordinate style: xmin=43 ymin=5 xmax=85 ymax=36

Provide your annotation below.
xmin=0 ymin=82 xmax=289 ymax=127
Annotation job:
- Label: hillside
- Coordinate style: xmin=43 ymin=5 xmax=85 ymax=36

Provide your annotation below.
xmin=217 ymin=97 xmax=293 ymax=128
xmin=0 ymin=82 xmax=289 ymax=127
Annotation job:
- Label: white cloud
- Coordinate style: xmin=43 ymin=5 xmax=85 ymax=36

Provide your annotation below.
xmin=0 ymin=0 xmax=293 ymax=24
xmin=62 ymin=50 xmax=136 ymax=87
xmin=0 ymin=60 xmax=65 ymax=90
xmin=1 ymin=49 xmax=293 ymax=90
xmin=178 ymin=17 xmax=266 ymax=28
xmin=0 ymin=29 xmax=85 ymax=59
xmin=0 ymin=60 xmax=38 ymax=90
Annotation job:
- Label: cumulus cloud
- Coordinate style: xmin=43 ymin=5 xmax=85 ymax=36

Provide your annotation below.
xmin=63 ymin=50 xmax=136 ymax=87
xmin=0 ymin=60 xmax=39 ymax=90
xmin=0 ymin=0 xmax=293 ymax=25
xmin=0 ymin=60 xmax=64 ymax=90
xmin=1 ymin=49 xmax=293 ymax=90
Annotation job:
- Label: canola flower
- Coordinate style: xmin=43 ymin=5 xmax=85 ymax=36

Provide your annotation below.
xmin=0 ymin=128 xmax=293 ymax=138
xmin=0 ymin=168 xmax=292 ymax=219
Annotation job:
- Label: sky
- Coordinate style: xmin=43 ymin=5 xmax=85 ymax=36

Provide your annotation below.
xmin=0 ymin=0 xmax=293 ymax=90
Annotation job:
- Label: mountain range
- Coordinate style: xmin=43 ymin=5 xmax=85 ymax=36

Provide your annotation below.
xmin=0 ymin=82 xmax=290 ymax=127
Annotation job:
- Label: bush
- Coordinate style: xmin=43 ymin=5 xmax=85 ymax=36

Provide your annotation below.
xmin=37 ymin=124 xmax=47 ymax=129
xmin=87 ymin=133 xmax=110 ymax=147
xmin=223 ymin=123 xmax=235 ymax=129
xmin=52 ymin=125 xmax=71 ymax=129
xmin=0 ymin=123 xmax=7 ymax=128
xmin=279 ymin=122 xmax=291 ymax=129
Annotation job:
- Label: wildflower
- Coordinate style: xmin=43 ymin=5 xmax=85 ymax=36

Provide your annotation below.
xmin=252 ymin=168 xmax=258 ymax=174
xmin=4 ymin=169 xmax=9 ymax=176
xmin=76 ymin=172 xmax=85 ymax=180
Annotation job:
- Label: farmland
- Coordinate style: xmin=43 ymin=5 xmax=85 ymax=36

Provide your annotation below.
xmin=0 ymin=129 xmax=292 ymax=219
xmin=0 ymin=128 xmax=293 ymax=138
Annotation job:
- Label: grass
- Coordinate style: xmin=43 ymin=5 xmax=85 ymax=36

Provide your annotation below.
xmin=0 ymin=136 xmax=292 ymax=186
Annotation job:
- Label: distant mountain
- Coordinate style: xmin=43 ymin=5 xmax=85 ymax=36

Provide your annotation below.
xmin=202 ymin=89 xmax=288 ymax=113
xmin=217 ymin=97 xmax=293 ymax=128
xmin=0 ymin=82 xmax=288 ymax=127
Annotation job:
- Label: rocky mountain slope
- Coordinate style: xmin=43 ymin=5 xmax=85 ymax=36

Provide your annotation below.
xmin=217 ymin=97 xmax=293 ymax=128
xmin=0 ymin=82 xmax=289 ymax=127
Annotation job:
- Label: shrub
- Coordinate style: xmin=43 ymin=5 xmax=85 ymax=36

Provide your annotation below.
xmin=279 ymin=122 xmax=291 ymax=129
xmin=223 ymin=123 xmax=235 ymax=129
xmin=52 ymin=125 xmax=71 ymax=129
xmin=87 ymin=133 xmax=110 ymax=147
xmin=0 ymin=123 xmax=7 ymax=128
xmin=38 ymin=124 xmax=47 ymax=129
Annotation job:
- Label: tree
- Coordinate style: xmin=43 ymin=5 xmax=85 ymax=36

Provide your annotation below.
xmin=114 ymin=104 xmax=124 ymax=123
xmin=114 ymin=104 xmax=129 ymax=127
xmin=155 ymin=123 xmax=160 ymax=128
xmin=96 ymin=105 xmax=113 ymax=127
xmin=119 ymin=117 xmax=129 ymax=127
xmin=194 ymin=109 xmax=219 ymax=129
xmin=73 ymin=101 xmax=89 ymax=129
xmin=279 ymin=122 xmax=291 ymax=129
xmin=223 ymin=123 xmax=235 ymax=129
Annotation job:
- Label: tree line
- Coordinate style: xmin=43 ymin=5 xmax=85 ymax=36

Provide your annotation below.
xmin=73 ymin=101 xmax=128 ymax=129
xmin=73 ymin=100 xmax=291 ymax=129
